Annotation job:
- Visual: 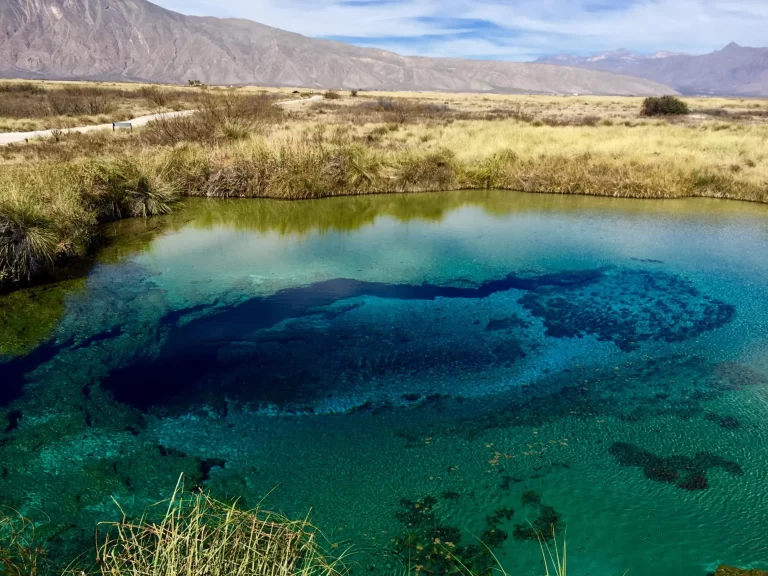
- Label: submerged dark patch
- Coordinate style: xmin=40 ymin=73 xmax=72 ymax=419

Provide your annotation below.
xmin=519 ymin=269 xmax=735 ymax=351
xmin=99 ymin=269 xmax=603 ymax=411
xmin=609 ymin=442 xmax=743 ymax=491
xmin=0 ymin=337 xmax=73 ymax=407
xmin=92 ymin=268 xmax=733 ymax=413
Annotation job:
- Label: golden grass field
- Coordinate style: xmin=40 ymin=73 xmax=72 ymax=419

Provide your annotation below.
xmin=1 ymin=79 xmax=767 ymax=286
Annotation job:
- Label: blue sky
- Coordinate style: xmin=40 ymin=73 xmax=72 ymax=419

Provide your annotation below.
xmin=151 ymin=0 xmax=768 ymax=60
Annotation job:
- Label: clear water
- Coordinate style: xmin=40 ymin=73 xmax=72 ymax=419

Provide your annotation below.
xmin=2 ymin=190 xmax=768 ymax=575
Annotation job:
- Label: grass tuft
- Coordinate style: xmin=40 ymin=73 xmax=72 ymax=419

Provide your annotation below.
xmin=84 ymin=158 xmax=178 ymax=219
xmin=0 ymin=509 xmax=47 ymax=576
xmin=97 ymin=480 xmax=347 ymax=576
xmin=0 ymin=201 xmax=59 ymax=283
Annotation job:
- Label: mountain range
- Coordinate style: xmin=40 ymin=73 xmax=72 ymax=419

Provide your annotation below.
xmin=537 ymin=44 xmax=768 ymax=96
xmin=0 ymin=0 xmax=673 ymax=95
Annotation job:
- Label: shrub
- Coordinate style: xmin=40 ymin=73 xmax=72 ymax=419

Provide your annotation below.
xmin=0 ymin=82 xmax=45 ymax=95
xmin=350 ymin=89 xmax=359 ymax=97
xmin=139 ymin=86 xmax=171 ymax=108
xmin=641 ymin=96 xmax=690 ymax=116
xmin=323 ymin=90 xmax=342 ymax=100
xmin=143 ymin=93 xmax=283 ymax=145
xmin=396 ymin=149 xmax=459 ymax=191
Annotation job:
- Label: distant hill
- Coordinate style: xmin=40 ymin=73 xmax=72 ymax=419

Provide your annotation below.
xmin=537 ymin=44 xmax=768 ymax=96
xmin=0 ymin=0 xmax=674 ymax=95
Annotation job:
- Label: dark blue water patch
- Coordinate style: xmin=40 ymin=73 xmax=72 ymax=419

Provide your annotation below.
xmin=3 ymin=409 xmax=21 ymax=433
xmin=96 ymin=267 xmax=737 ymax=413
xmin=0 ymin=336 xmax=73 ymax=407
xmin=101 ymin=269 xmax=603 ymax=412
xmin=160 ymin=268 xmax=604 ymax=344
xmin=75 ymin=326 xmax=124 ymax=349
xmin=0 ymin=321 xmax=131 ymax=407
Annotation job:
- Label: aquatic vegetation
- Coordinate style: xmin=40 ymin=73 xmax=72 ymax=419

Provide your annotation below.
xmin=485 ymin=315 xmax=530 ymax=332
xmin=512 ymin=491 xmax=564 ymax=544
xmin=393 ymin=495 xmax=514 ymax=576
xmin=609 ymin=442 xmax=743 ymax=491
xmin=705 ymin=413 xmax=741 ymax=430
xmin=0 ymin=279 xmax=83 ymax=357
xmin=519 ymin=269 xmax=735 ymax=352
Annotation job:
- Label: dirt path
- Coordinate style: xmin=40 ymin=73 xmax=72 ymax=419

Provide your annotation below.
xmin=0 ymin=95 xmax=322 ymax=146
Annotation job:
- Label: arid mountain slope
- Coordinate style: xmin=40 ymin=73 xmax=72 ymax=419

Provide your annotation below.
xmin=538 ymin=44 xmax=768 ymax=96
xmin=0 ymin=0 xmax=675 ymax=95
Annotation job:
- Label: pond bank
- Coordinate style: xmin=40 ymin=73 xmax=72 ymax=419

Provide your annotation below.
xmin=2 ymin=140 xmax=768 ymax=290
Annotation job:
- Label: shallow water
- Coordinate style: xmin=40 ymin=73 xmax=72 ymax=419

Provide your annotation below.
xmin=2 ymin=190 xmax=768 ymax=574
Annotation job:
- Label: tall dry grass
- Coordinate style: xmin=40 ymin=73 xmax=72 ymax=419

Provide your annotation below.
xmin=97 ymin=482 xmax=347 ymax=576
xmin=0 ymin=509 xmax=47 ymax=576
xmin=2 ymin=91 xmax=768 ymax=287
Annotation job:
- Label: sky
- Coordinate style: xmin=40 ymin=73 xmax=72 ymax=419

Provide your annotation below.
xmin=151 ymin=0 xmax=768 ymax=61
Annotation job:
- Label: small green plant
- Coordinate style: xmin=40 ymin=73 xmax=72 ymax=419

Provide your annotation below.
xmin=641 ymin=96 xmax=690 ymax=116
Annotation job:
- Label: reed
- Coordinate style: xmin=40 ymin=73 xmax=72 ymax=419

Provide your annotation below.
xmin=97 ymin=480 xmax=347 ymax=576
xmin=0 ymin=509 xmax=47 ymax=576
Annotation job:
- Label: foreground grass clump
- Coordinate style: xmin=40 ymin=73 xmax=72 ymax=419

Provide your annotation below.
xmin=0 ymin=157 xmax=177 ymax=284
xmin=98 ymin=486 xmax=346 ymax=576
xmin=0 ymin=510 xmax=46 ymax=576
xmin=641 ymin=96 xmax=690 ymax=116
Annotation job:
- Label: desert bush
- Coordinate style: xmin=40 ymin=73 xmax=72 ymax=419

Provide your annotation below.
xmin=641 ymin=96 xmax=690 ymax=116
xmin=349 ymin=98 xmax=458 ymax=124
xmin=323 ymin=90 xmax=342 ymax=100
xmin=0 ymin=82 xmax=45 ymax=95
xmin=143 ymin=93 xmax=283 ymax=145
xmin=350 ymin=89 xmax=359 ymax=97
xmin=138 ymin=86 xmax=171 ymax=108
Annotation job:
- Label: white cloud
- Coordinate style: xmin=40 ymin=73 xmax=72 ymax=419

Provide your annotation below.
xmin=150 ymin=0 xmax=768 ymax=59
